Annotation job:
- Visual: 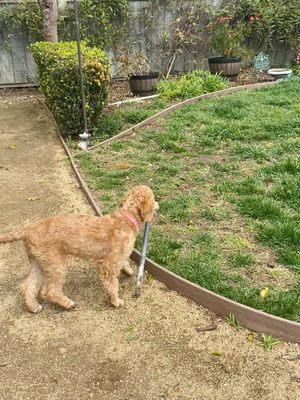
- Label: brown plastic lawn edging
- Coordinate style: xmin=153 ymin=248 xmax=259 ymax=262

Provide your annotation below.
xmin=35 ymin=87 xmax=300 ymax=344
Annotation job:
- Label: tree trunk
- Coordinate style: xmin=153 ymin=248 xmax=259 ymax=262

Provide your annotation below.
xmin=38 ymin=0 xmax=58 ymax=42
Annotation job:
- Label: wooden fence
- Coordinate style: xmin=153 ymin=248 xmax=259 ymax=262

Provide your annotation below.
xmin=0 ymin=0 xmax=294 ymax=86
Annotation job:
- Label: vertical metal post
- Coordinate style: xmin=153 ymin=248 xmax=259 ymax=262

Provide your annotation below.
xmin=73 ymin=0 xmax=90 ymax=149
xmin=135 ymin=222 xmax=152 ymax=297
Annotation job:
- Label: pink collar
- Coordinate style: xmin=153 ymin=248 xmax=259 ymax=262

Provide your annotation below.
xmin=121 ymin=212 xmax=139 ymax=232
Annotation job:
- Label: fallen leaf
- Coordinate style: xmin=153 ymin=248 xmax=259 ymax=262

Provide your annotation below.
xmin=9 ymin=144 xmax=16 ymax=149
xmin=260 ymin=287 xmax=269 ymax=298
xmin=247 ymin=332 xmax=255 ymax=343
xmin=211 ymin=351 xmax=222 ymax=357
xmin=146 ymin=273 xmax=155 ymax=283
xmin=28 ymin=197 xmax=39 ymax=201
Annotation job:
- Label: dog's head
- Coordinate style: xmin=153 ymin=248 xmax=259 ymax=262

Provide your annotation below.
xmin=121 ymin=185 xmax=159 ymax=223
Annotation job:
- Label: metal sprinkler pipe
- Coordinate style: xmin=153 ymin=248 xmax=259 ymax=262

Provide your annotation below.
xmin=135 ymin=222 xmax=151 ymax=297
xmin=73 ymin=0 xmax=90 ymax=150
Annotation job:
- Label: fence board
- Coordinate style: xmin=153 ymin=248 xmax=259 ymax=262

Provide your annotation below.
xmin=0 ymin=0 xmax=295 ymax=85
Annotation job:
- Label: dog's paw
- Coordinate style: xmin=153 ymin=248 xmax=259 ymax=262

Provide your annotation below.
xmin=112 ymin=298 xmax=124 ymax=308
xmin=123 ymin=266 xmax=134 ymax=276
xmin=65 ymin=299 xmax=76 ymax=310
xmin=31 ymin=304 xmax=43 ymax=314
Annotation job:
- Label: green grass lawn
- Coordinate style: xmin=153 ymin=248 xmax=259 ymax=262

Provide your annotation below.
xmin=78 ymin=78 xmax=300 ymax=322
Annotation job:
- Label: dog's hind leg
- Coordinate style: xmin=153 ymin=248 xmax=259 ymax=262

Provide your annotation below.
xmin=20 ymin=257 xmax=44 ymax=314
xmin=121 ymin=260 xmax=134 ymax=276
xmin=98 ymin=258 xmax=124 ymax=308
xmin=40 ymin=261 xmax=75 ymax=310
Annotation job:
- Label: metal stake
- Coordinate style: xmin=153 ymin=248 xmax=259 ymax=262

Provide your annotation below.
xmin=73 ymin=0 xmax=90 ymax=149
xmin=135 ymin=222 xmax=151 ymax=297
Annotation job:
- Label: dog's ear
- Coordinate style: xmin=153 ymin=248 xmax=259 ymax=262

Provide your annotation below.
xmin=140 ymin=196 xmax=154 ymax=222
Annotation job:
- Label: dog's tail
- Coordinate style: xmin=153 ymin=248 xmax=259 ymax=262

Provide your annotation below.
xmin=0 ymin=231 xmax=25 ymax=244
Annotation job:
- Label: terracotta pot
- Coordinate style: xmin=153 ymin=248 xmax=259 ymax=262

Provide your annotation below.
xmin=208 ymin=57 xmax=241 ymax=80
xmin=129 ymin=73 xmax=159 ymax=96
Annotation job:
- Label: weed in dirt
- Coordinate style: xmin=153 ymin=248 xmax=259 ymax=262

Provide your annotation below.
xmin=226 ymin=313 xmax=243 ymax=331
xmin=260 ymin=334 xmax=281 ymax=351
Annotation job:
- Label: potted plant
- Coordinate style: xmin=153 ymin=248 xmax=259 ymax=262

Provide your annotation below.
xmin=207 ymin=16 xmax=253 ymax=80
xmin=116 ymin=50 xmax=159 ymax=96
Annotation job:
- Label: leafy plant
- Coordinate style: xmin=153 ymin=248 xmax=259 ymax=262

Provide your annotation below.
xmin=115 ymin=49 xmax=151 ymax=77
xmin=59 ymin=0 xmax=129 ymax=48
xmin=208 ymin=0 xmax=300 ymax=56
xmin=156 ymin=69 xmax=228 ymax=100
xmin=226 ymin=313 xmax=243 ymax=330
xmin=0 ymin=0 xmax=43 ymax=43
xmin=0 ymin=0 xmax=128 ymax=47
xmin=260 ymin=334 xmax=281 ymax=351
xmin=138 ymin=0 xmax=212 ymax=75
xmin=31 ymin=41 xmax=109 ymax=137
xmin=207 ymin=16 xmax=252 ymax=59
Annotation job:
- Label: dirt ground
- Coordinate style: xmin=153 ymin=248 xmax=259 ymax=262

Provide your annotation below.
xmin=0 ymin=91 xmax=299 ymax=400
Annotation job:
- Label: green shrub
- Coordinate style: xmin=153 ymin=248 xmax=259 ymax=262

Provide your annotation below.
xmin=156 ymin=70 xmax=228 ymax=100
xmin=30 ymin=41 xmax=110 ymax=137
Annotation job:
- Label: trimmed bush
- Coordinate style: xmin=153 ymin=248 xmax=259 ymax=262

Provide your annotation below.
xmin=156 ymin=70 xmax=228 ymax=100
xmin=30 ymin=41 xmax=109 ymax=137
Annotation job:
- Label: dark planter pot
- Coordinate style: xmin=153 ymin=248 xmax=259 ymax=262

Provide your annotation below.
xmin=129 ymin=73 xmax=159 ymax=96
xmin=208 ymin=57 xmax=241 ymax=80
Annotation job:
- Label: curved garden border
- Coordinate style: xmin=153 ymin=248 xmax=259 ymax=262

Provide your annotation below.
xmin=87 ymin=81 xmax=279 ymax=151
xmin=35 ymin=81 xmax=300 ymax=344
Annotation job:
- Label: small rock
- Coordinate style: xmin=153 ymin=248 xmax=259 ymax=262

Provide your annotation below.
xmin=282 ymin=354 xmax=300 ymax=361
xmin=290 ymin=376 xmax=300 ymax=383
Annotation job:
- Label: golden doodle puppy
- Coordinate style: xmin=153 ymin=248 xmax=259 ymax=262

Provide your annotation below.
xmin=0 ymin=185 xmax=158 ymax=313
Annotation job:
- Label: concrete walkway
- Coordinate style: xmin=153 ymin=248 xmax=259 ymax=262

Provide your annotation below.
xmin=0 ymin=91 xmax=299 ymax=400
